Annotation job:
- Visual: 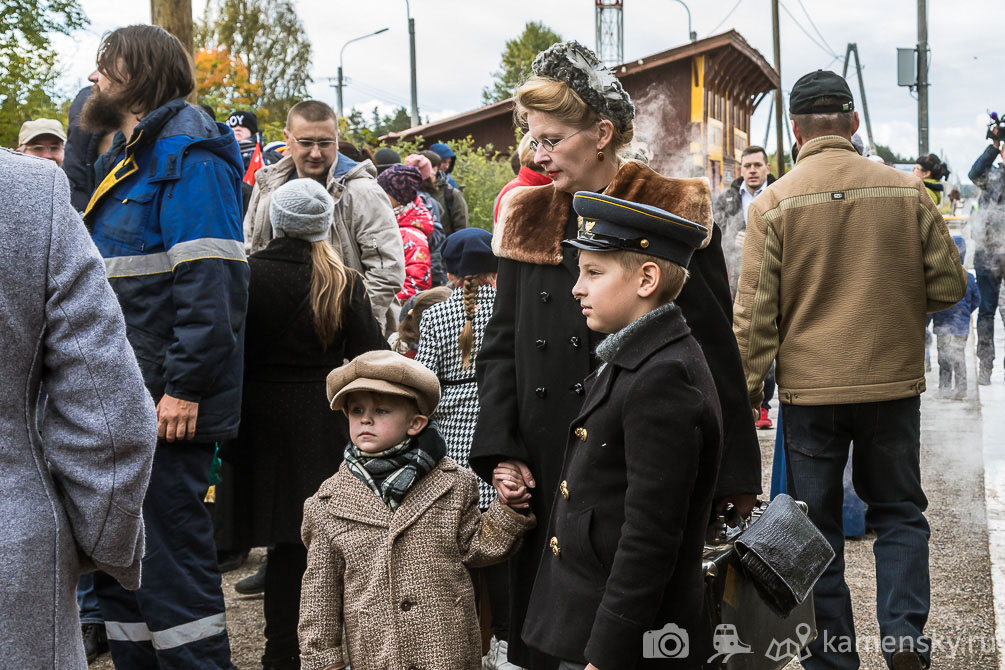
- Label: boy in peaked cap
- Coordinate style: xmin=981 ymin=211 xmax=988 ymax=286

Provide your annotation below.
xmin=298 ymin=350 xmax=534 ymax=670
xmin=498 ymin=193 xmax=724 ymax=668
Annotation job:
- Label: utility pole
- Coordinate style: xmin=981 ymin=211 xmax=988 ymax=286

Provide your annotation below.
xmin=842 ymin=43 xmax=876 ymax=152
xmin=917 ymin=0 xmax=929 ymax=155
xmin=771 ymin=0 xmax=785 ymax=176
xmin=405 ymin=0 xmax=419 ymax=127
xmin=337 ymin=27 xmax=389 ymax=119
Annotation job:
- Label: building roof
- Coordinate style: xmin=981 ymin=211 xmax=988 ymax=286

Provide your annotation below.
xmin=383 ymin=30 xmax=778 ymax=144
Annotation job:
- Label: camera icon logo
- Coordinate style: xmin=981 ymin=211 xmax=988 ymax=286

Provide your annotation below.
xmin=642 ymin=623 xmax=690 ymax=659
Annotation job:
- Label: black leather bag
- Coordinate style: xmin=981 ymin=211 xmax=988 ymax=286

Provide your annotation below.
xmin=701 ymin=495 xmax=834 ymax=669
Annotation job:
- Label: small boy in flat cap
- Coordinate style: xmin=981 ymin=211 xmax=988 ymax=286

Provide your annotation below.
xmin=298 ymin=350 xmax=534 ymax=670
xmin=502 ymin=193 xmax=723 ymax=669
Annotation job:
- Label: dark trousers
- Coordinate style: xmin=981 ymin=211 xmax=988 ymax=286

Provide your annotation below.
xmin=484 ymin=560 xmax=511 ymax=640
xmin=937 ymin=334 xmax=967 ymax=389
xmin=95 ymin=441 xmax=234 ymax=670
xmin=975 ymin=248 xmax=1005 ymax=370
xmin=762 ymin=362 xmax=776 ymax=411
xmin=783 ymin=397 xmax=930 ymax=670
xmin=263 ymin=542 xmax=308 ymax=664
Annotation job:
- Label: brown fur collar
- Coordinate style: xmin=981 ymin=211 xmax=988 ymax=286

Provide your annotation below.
xmin=492 ymin=160 xmax=714 ymax=266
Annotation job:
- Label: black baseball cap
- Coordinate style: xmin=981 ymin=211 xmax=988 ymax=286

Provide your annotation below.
xmin=789 ymin=70 xmax=854 ymax=115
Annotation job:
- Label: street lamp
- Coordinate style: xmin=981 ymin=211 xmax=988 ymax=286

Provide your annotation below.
xmin=337 ymin=27 xmax=389 ymax=118
xmin=404 ymin=0 xmax=419 ymax=127
xmin=670 ymin=0 xmax=697 ymax=42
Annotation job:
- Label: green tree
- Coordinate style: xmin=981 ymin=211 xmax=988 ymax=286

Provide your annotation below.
xmin=482 ymin=21 xmax=561 ymax=104
xmin=342 ymin=106 xmax=412 ymax=147
xmin=874 ymin=143 xmax=910 ymax=164
xmin=196 ymin=0 xmax=312 ymax=124
xmin=0 ymin=0 xmax=88 ymax=147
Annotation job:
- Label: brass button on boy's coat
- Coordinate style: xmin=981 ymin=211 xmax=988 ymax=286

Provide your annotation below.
xmin=550 ymin=536 xmax=561 ymax=557
xmin=560 ymin=480 xmax=570 ymax=499
xmin=574 ymin=426 xmax=587 ymax=441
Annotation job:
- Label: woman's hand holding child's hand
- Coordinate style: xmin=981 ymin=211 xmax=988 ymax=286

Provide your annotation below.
xmin=492 ymin=459 xmax=535 ymax=513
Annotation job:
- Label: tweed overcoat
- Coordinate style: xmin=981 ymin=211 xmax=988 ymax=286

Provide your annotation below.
xmin=298 ymin=456 xmax=535 ymax=670
xmin=0 ymin=150 xmax=157 ymax=668
xmin=468 ymin=160 xmax=761 ymax=668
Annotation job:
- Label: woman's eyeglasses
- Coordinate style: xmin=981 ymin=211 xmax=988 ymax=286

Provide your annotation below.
xmin=528 ymin=126 xmax=589 ymax=153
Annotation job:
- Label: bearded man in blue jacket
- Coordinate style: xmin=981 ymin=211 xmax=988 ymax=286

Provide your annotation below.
xmin=81 ymin=25 xmax=248 ymax=670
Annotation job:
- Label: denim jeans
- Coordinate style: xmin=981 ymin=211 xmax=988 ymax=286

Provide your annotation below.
xmin=783 ymin=397 xmax=930 ymax=670
xmin=77 ymin=572 xmax=103 ymax=625
xmin=975 ymin=248 xmax=1005 ymax=370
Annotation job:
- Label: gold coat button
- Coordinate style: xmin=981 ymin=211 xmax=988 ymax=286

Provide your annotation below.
xmin=560 ymin=480 xmax=570 ymax=500
xmin=550 ymin=536 xmax=561 ymax=557
xmin=574 ymin=427 xmax=588 ymax=441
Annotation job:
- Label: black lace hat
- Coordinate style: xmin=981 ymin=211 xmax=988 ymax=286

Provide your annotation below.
xmin=531 ymin=41 xmax=634 ymax=133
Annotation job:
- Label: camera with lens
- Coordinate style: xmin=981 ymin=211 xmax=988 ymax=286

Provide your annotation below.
xmin=986 ymin=112 xmax=1005 ymax=142
xmin=642 ymin=623 xmax=690 ymax=659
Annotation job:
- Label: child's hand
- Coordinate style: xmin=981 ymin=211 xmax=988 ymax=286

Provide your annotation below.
xmin=493 ymin=460 xmax=534 ymax=511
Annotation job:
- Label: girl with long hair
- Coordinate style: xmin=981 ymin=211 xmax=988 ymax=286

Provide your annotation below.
xmin=229 ymin=178 xmax=386 ymax=670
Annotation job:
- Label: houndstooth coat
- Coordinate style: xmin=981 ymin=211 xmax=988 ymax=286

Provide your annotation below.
xmin=415 ymin=285 xmax=496 ymax=508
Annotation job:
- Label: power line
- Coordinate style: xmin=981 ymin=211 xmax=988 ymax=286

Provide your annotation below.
xmin=346 ymin=81 xmax=447 ymax=118
xmin=795 ymin=0 xmax=838 ymax=57
xmin=706 ymin=0 xmax=743 ymax=36
xmin=779 ymin=1 xmax=839 ymax=59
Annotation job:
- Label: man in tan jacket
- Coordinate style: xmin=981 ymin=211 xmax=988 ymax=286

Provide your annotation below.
xmin=244 ymin=100 xmax=405 ymax=335
xmin=733 ymin=71 xmax=966 ymax=670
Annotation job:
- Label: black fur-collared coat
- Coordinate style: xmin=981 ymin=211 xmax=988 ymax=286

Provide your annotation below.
xmin=469 ymin=160 xmax=760 ymax=669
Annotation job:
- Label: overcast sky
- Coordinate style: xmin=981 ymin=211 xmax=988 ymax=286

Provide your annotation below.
xmin=56 ymin=1 xmax=999 ymax=183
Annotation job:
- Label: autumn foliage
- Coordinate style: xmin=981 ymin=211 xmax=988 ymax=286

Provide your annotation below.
xmin=195 ymin=46 xmax=261 ymax=121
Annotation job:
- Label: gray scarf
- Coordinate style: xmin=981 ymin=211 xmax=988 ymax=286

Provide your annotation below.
xmin=595 ymin=301 xmax=676 ymax=366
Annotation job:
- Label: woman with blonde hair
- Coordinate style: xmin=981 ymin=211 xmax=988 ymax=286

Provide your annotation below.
xmin=468 ymin=41 xmax=761 ymax=669
xmin=227 ymin=178 xmax=386 ymax=670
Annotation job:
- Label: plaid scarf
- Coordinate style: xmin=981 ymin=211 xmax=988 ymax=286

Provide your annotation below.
xmin=344 ymin=428 xmax=447 ymax=511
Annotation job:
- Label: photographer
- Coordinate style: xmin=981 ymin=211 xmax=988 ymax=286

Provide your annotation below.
xmin=968 ymin=124 xmax=1005 ymax=385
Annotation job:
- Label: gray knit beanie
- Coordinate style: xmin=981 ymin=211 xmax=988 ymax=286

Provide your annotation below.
xmin=270 ymin=178 xmax=333 ymax=242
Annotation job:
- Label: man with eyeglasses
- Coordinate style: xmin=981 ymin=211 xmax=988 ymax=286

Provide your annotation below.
xmin=16 ymin=118 xmax=67 ymax=167
xmin=244 ymin=99 xmax=405 ymax=334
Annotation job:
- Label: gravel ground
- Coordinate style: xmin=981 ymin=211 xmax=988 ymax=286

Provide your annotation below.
xmin=93 ymin=369 xmax=999 ymax=670
xmin=757 ymin=362 xmax=998 ymax=670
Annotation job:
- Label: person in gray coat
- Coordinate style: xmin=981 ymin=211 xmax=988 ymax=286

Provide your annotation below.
xmin=0 ymin=148 xmax=157 ymax=668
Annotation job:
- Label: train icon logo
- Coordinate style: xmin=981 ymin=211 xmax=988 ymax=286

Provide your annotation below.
xmin=765 ymin=622 xmax=814 ymax=663
xmin=706 ymin=624 xmax=753 ymax=663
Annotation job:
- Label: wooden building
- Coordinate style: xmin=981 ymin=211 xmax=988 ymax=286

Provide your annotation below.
xmin=384 ymin=30 xmax=778 ymax=193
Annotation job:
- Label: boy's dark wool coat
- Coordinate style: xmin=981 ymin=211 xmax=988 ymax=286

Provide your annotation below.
xmin=521 ymin=305 xmax=722 ymax=669
xmin=470 ymin=160 xmax=761 ymax=668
